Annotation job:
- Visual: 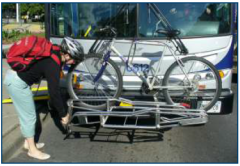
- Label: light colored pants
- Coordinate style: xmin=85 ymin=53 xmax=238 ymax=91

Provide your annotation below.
xmin=4 ymin=70 xmax=36 ymax=138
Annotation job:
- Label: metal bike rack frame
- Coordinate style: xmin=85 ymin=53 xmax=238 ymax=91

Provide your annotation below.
xmin=67 ymin=98 xmax=208 ymax=131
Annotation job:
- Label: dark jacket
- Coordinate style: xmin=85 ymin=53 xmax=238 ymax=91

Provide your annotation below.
xmin=17 ymin=50 xmax=67 ymax=118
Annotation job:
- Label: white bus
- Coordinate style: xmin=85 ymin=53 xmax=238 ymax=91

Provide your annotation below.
xmin=45 ymin=3 xmax=236 ymax=114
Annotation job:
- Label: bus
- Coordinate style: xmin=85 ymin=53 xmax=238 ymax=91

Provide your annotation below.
xmin=45 ymin=3 xmax=235 ymax=114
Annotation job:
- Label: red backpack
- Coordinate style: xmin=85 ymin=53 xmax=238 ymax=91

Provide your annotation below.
xmin=7 ymin=35 xmax=61 ymax=72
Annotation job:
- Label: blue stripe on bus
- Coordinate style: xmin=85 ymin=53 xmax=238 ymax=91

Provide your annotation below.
xmin=215 ymin=41 xmax=234 ymax=70
xmin=72 ymin=4 xmax=79 ymax=37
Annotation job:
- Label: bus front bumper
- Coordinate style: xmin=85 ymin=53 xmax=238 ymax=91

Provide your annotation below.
xmin=120 ymin=89 xmax=234 ymax=115
xmin=214 ymin=89 xmax=234 ymax=115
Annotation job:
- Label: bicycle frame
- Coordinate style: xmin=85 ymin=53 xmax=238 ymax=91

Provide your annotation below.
xmin=96 ymin=38 xmax=193 ymax=91
xmin=88 ymin=3 xmax=192 ymax=92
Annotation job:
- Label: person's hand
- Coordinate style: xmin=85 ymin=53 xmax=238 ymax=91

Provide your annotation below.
xmin=61 ymin=113 xmax=70 ymax=125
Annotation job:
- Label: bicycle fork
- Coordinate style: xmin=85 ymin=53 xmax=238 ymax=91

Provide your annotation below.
xmin=169 ymin=46 xmax=194 ymax=88
xmin=93 ymin=51 xmax=111 ymax=83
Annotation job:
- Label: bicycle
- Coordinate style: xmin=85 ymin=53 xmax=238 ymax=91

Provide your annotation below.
xmin=66 ymin=26 xmax=222 ymax=112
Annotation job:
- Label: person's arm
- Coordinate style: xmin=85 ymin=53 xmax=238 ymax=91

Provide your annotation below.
xmin=44 ymin=60 xmax=67 ymax=118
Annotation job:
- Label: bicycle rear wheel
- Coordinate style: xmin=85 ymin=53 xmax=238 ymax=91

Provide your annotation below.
xmin=162 ymin=56 xmax=222 ymax=111
xmin=67 ymin=53 xmax=123 ymax=110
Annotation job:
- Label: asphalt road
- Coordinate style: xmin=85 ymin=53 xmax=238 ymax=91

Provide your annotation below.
xmin=7 ymin=84 xmax=237 ymax=163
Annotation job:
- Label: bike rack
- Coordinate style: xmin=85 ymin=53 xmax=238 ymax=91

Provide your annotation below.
xmin=66 ymin=98 xmax=208 ymax=131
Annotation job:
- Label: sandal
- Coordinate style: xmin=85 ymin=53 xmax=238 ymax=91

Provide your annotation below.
xmin=24 ymin=142 xmax=45 ymax=150
xmin=28 ymin=152 xmax=50 ymax=160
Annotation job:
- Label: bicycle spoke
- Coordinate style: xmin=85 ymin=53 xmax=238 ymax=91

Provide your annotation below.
xmin=182 ymin=60 xmax=195 ymax=84
xmin=68 ymin=54 xmax=122 ymax=109
xmin=163 ymin=57 xmax=221 ymax=111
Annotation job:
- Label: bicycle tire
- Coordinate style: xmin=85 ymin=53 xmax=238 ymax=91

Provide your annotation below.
xmin=67 ymin=53 xmax=123 ymax=110
xmin=162 ymin=56 xmax=222 ymax=111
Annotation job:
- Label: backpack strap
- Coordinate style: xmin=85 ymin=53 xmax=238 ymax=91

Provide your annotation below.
xmin=50 ymin=45 xmax=61 ymax=66
xmin=52 ymin=45 xmax=61 ymax=51
xmin=49 ymin=45 xmax=61 ymax=66
xmin=51 ymin=54 xmax=61 ymax=66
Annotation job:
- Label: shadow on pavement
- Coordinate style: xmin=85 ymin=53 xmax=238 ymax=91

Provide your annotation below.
xmin=64 ymin=124 xmax=172 ymax=144
xmin=34 ymin=100 xmax=67 ymax=143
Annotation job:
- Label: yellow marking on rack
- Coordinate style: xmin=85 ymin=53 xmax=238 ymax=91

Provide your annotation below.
xmin=119 ymin=102 xmax=133 ymax=107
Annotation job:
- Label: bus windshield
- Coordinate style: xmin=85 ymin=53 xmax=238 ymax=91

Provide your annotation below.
xmin=50 ymin=3 xmax=232 ymax=38
xmin=50 ymin=3 xmax=136 ymax=38
xmin=139 ymin=3 xmax=231 ymax=37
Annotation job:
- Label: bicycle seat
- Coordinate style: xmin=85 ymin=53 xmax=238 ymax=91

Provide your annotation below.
xmin=156 ymin=29 xmax=180 ymax=38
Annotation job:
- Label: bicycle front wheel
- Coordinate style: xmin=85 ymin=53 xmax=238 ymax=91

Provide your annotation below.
xmin=162 ymin=56 xmax=222 ymax=111
xmin=67 ymin=53 xmax=123 ymax=110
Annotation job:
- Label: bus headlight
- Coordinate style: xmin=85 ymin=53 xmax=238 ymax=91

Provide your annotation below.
xmin=193 ymin=74 xmax=201 ymax=82
xmin=206 ymin=73 xmax=214 ymax=80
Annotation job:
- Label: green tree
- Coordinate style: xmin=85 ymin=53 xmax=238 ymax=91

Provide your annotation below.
xmin=20 ymin=3 xmax=29 ymax=15
xmin=2 ymin=3 xmax=16 ymax=19
xmin=2 ymin=3 xmax=16 ymax=11
xmin=20 ymin=3 xmax=44 ymax=17
xmin=29 ymin=4 xmax=44 ymax=16
xmin=2 ymin=3 xmax=44 ymax=17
